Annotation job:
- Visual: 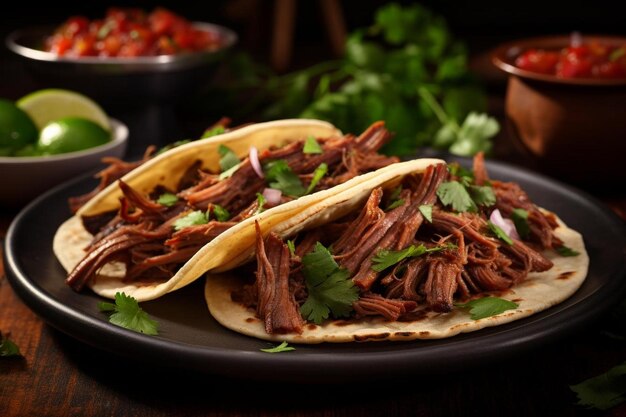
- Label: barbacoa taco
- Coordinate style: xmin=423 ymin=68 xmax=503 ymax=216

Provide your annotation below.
xmin=204 ymin=155 xmax=588 ymax=343
xmin=54 ymin=119 xmax=402 ymax=301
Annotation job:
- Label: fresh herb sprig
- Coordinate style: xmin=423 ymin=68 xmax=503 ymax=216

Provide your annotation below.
xmin=0 ymin=332 xmax=21 ymax=357
xmin=98 ymin=292 xmax=159 ymax=335
xmin=371 ymin=243 xmax=456 ymax=272
xmin=455 ymin=297 xmax=518 ymax=320
xmin=260 ymin=341 xmax=295 ymax=353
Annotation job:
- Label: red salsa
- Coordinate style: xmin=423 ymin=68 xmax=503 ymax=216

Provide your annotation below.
xmin=515 ymin=41 xmax=626 ymax=79
xmin=45 ymin=8 xmax=223 ymax=57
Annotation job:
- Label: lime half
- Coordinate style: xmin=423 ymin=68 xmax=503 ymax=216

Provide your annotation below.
xmin=17 ymin=89 xmax=110 ymax=131
xmin=38 ymin=117 xmax=111 ymax=155
xmin=0 ymin=98 xmax=38 ymax=151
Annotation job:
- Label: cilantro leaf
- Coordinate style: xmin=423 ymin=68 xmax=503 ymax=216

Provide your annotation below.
xmin=218 ymin=144 xmax=241 ymax=172
xmin=449 ymin=112 xmax=500 ymax=156
xmin=437 ymin=181 xmax=476 ymax=212
xmin=174 ymin=211 xmax=208 ymax=231
xmin=419 ymin=204 xmax=433 ymax=222
xmin=157 ymin=139 xmax=191 ymax=155
xmin=487 ymin=221 xmax=513 ymax=245
xmin=260 ymin=341 xmax=295 ymax=353
xmin=469 ymin=185 xmax=496 ymax=207
xmin=287 ymin=240 xmax=296 ymax=256
xmin=305 ymin=163 xmax=328 ymax=194
xmin=218 ymin=162 xmax=242 ymax=180
xmin=98 ymin=292 xmax=159 ymax=335
xmin=371 ymin=244 xmax=452 ymax=272
xmin=556 ymin=245 xmax=580 ymax=257
xmin=201 ymin=125 xmax=226 ymax=138
xmin=570 ymin=361 xmax=626 ymax=410
xmin=455 ymin=297 xmax=518 ymax=320
xmin=448 ymin=163 xmax=474 ymax=180
xmin=511 ymin=208 xmax=530 ymax=239
xmin=303 ymin=135 xmax=323 ymax=154
xmin=212 ymin=204 xmax=230 ymax=222
xmin=264 ymin=160 xmax=306 ymax=197
xmin=300 ymin=242 xmax=359 ymax=324
xmin=0 ymin=333 xmax=21 ymax=357
xmin=386 ymin=198 xmax=405 ymax=211
xmin=157 ymin=192 xmax=178 ymax=207
xmin=389 ymin=186 xmax=402 ymax=201
xmin=256 ymin=193 xmax=266 ymax=214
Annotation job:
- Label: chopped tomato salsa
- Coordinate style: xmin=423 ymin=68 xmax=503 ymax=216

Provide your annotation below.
xmin=45 ymin=7 xmax=223 ymax=57
xmin=515 ymin=41 xmax=626 ymax=79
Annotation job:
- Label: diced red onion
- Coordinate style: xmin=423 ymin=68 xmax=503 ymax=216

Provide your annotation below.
xmin=490 ymin=209 xmax=520 ymax=240
xmin=262 ymin=188 xmax=282 ymax=207
xmin=249 ymin=146 xmax=264 ymax=179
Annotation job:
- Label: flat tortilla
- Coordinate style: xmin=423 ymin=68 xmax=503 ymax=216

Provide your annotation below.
xmin=53 ymin=141 xmax=443 ymax=300
xmin=203 ymin=177 xmax=588 ymax=343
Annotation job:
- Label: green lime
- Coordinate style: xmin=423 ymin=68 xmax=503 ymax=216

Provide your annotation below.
xmin=17 ymin=89 xmax=110 ymax=131
xmin=38 ymin=117 xmax=111 ymax=155
xmin=0 ymin=98 xmax=38 ymax=152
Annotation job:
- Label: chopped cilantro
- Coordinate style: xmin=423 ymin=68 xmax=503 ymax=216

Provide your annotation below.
xmin=173 ymin=210 xmax=208 ymax=231
xmin=0 ymin=332 xmax=21 ymax=357
xmin=218 ymin=162 xmax=242 ymax=180
xmin=212 ymin=204 xmax=230 ymax=222
xmin=287 ymin=240 xmax=296 ymax=256
xmin=436 ymin=181 xmax=477 ymax=212
xmin=570 ymin=361 xmax=626 ymax=410
xmin=455 ymin=297 xmax=518 ymax=320
xmin=487 ymin=221 xmax=513 ymax=245
xmin=448 ymin=163 xmax=474 ymax=180
xmin=157 ymin=139 xmax=191 ymax=155
xmin=371 ymin=243 xmax=453 ymax=272
xmin=305 ymin=163 xmax=328 ymax=194
xmin=264 ymin=160 xmax=306 ymax=197
xmin=218 ymin=144 xmax=241 ymax=172
xmin=98 ymin=292 xmax=159 ymax=335
xmin=256 ymin=193 xmax=266 ymax=214
xmin=300 ymin=242 xmax=359 ymax=324
xmin=260 ymin=341 xmax=295 ymax=353
xmin=419 ymin=204 xmax=433 ymax=222
xmin=201 ymin=125 xmax=226 ymax=138
xmin=556 ymin=245 xmax=580 ymax=257
xmin=469 ymin=185 xmax=496 ymax=207
xmin=386 ymin=198 xmax=405 ymax=211
xmin=157 ymin=192 xmax=178 ymax=207
xmin=303 ymin=135 xmax=323 ymax=154
xmin=511 ymin=208 xmax=530 ymax=239
xmin=389 ymin=186 xmax=402 ymax=201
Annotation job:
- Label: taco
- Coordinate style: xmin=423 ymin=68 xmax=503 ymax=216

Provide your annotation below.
xmin=204 ymin=155 xmax=588 ymax=343
xmin=54 ymin=119 xmax=402 ymax=301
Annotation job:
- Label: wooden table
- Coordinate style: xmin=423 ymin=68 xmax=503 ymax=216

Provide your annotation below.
xmin=1 ymin=184 xmax=625 ymax=417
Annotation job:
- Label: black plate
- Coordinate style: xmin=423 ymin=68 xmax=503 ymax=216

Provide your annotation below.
xmin=5 ymin=157 xmax=626 ymax=382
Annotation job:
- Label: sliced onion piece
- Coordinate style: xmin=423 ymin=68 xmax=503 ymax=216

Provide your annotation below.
xmin=249 ymin=146 xmax=264 ymax=179
xmin=262 ymin=188 xmax=282 ymax=207
xmin=490 ymin=209 xmax=520 ymax=240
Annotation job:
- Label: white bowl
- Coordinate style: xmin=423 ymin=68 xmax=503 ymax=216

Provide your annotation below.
xmin=0 ymin=118 xmax=128 ymax=208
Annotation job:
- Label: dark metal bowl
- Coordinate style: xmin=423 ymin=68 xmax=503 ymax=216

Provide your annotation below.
xmin=6 ymin=23 xmax=237 ymax=102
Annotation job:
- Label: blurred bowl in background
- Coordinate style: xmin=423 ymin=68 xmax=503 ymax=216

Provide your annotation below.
xmin=0 ymin=118 xmax=127 ymax=208
xmin=492 ymin=35 xmax=626 ymax=186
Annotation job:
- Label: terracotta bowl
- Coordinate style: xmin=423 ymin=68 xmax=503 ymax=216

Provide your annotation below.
xmin=492 ymin=35 xmax=626 ymax=185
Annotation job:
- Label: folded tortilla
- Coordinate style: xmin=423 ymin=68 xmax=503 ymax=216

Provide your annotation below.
xmin=203 ymin=159 xmax=589 ymax=343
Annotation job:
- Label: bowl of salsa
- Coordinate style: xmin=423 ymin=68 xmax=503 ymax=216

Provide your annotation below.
xmin=492 ymin=34 xmax=626 ymax=185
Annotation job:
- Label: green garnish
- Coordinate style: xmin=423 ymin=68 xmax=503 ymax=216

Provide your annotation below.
xmin=156 ymin=139 xmax=191 ymax=155
xmin=487 ymin=221 xmax=513 ymax=245
xmin=219 ymin=162 xmax=242 ymax=180
xmin=212 ymin=204 xmax=230 ymax=222
xmin=201 ymin=125 xmax=226 ymax=138
xmin=389 ymin=186 xmax=402 ymax=201
xmin=264 ymin=160 xmax=306 ymax=197
xmin=260 ymin=341 xmax=296 ymax=353
xmin=218 ymin=144 xmax=241 ymax=172
xmin=300 ymin=242 xmax=359 ymax=324
xmin=303 ymin=135 xmax=323 ymax=154
xmin=173 ymin=211 xmax=208 ymax=231
xmin=256 ymin=193 xmax=266 ymax=214
xmin=419 ymin=204 xmax=433 ymax=222
xmin=287 ymin=240 xmax=296 ymax=256
xmin=157 ymin=192 xmax=179 ymax=207
xmin=436 ymin=181 xmax=476 ymax=212
xmin=556 ymin=245 xmax=580 ymax=257
xmin=371 ymin=243 xmax=454 ymax=272
xmin=0 ymin=332 xmax=21 ymax=357
xmin=468 ymin=185 xmax=496 ymax=207
xmin=455 ymin=297 xmax=518 ymax=320
xmin=305 ymin=163 xmax=328 ymax=194
xmin=570 ymin=361 xmax=626 ymax=410
xmin=511 ymin=208 xmax=530 ymax=239
xmin=386 ymin=198 xmax=405 ymax=211
xmin=98 ymin=292 xmax=159 ymax=335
